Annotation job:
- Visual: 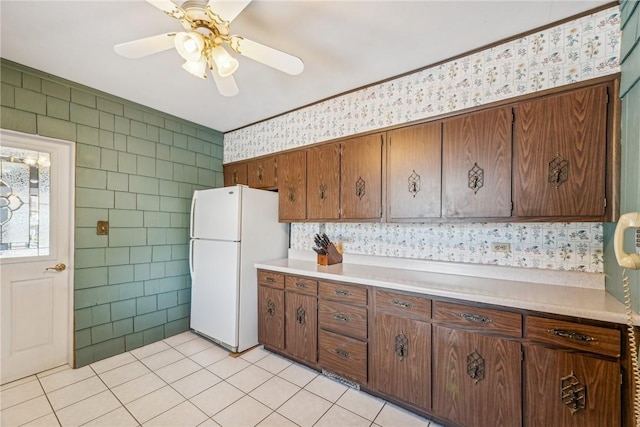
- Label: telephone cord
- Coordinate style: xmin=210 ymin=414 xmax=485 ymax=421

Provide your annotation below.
xmin=623 ymin=269 xmax=640 ymax=426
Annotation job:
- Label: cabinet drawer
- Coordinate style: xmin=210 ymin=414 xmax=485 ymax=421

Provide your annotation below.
xmin=375 ymin=290 xmax=431 ymax=320
xmin=525 ymin=316 xmax=620 ymax=358
xmin=433 ymin=301 xmax=522 ymax=338
xmin=318 ymin=281 xmax=367 ymax=305
xmin=258 ymin=270 xmax=284 ymax=289
xmin=318 ymin=329 xmax=367 ymax=384
xmin=285 ymin=276 xmax=318 ymax=295
xmin=319 ymin=300 xmax=367 ymax=340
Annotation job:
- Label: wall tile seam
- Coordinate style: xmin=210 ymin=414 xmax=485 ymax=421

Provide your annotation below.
xmin=1 ymin=60 xmax=225 ymax=136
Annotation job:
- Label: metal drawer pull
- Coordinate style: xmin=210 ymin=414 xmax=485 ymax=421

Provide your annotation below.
xmin=547 ymin=328 xmax=597 ymax=342
xmin=391 ymin=299 xmax=413 ymax=309
xmin=266 ymin=300 xmax=275 ymax=317
xmin=333 ymin=348 xmax=350 ymax=359
xmin=296 ymin=306 xmax=306 ymax=325
xmin=460 ymin=312 xmax=492 ymax=324
xmin=295 ymin=282 xmax=307 ymax=289
xmin=265 ymin=277 xmax=275 ymax=283
xmin=334 ymin=289 xmax=350 ymax=296
xmin=333 ymin=313 xmax=349 ymax=322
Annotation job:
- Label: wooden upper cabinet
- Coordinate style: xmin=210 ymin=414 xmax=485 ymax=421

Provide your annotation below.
xmin=513 ymin=84 xmax=608 ymax=218
xmin=278 ymin=151 xmax=307 ymax=221
xmin=248 ymin=155 xmax=277 ymax=189
xmin=223 ymin=162 xmax=248 ymax=187
xmin=307 ymin=143 xmax=341 ymax=221
xmin=387 ymin=122 xmax=442 ymax=221
xmin=442 ymin=107 xmax=513 ymax=218
xmin=341 ymin=133 xmax=383 ymax=220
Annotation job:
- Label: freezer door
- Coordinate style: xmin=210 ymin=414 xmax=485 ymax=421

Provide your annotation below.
xmin=190 ymin=187 xmax=241 ymax=241
xmin=190 ymin=239 xmax=240 ymax=349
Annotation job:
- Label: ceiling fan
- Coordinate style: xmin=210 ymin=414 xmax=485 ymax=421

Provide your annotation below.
xmin=114 ymin=0 xmax=304 ymax=97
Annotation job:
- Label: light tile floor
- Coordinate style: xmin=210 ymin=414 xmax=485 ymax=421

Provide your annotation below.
xmin=1 ymin=332 xmax=443 ymax=427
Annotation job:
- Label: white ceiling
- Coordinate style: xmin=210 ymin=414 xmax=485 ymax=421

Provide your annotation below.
xmin=1 ymin=0 xmax=610 ymax=133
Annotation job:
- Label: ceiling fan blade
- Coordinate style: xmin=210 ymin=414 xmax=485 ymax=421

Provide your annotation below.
xmin=146 ymin=0 xmax=182 ymax=16
xmin=114 ymin=33 xmax=176 ymax=59
xmin=211 ymin=71 xmax=239 ymax=97
xmin=234 ymin=37 xmax=304 ymax=75
xmin=206 ymin=0 xmax=252 ymax=24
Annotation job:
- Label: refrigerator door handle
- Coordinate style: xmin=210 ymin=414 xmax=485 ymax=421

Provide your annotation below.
xmin=190 ymin=193 xmax=197 ymax=239
xmin=189 ymin=240 xmax=196 ymax=277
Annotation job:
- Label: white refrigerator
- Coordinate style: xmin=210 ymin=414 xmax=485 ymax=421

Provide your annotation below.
xmin=189 ymin=185 xmax=289 ymax=352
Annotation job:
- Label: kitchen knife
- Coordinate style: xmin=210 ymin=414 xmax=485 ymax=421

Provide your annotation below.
xmin=321 ymin=233 xmax=331 ymax=247
xmin=312 ymin=246 xmax=326 ymax=255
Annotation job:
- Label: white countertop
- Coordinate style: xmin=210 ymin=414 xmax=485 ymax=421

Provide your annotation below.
xmin=256 ymin=251 xmax=640 ymax=326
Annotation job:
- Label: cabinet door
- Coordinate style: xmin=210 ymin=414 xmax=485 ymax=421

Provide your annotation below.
xmin=285 ymin=292 xmax=317 ymax=364
xmin=371 ymin=312 xmax=431 ymax=410
xmin=258 ymin=285 xmax=284 ymax=351
xmin=223 ymin=163 xmax=248 ymax=187
xmin=387 ymin=122 xmax=442 ymax=220
xmin=307 ymin=144 xmax=341 ymax=220
xmin=248 ymin=156 xmax=277 ymax=189
xmin=341 ymin=133 xmax=383 ymax=220
xmin=433 ymin=326 xmax=522 ymax=427
xmin=442 ymin=106 xmax=512 ymax=218
xmin=524 ymin=344 xmax=620 ymax=427
xmin=513 ymin=85 xmax=607 ymax=217
xmin=278 ymin=151 xmax=307 ymax=221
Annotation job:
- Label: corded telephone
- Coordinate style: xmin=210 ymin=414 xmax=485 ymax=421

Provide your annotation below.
xmin=614 ymin=212 xmax=640 ymax=426
xmin=614 ymin=212 xmax=640 ymax=269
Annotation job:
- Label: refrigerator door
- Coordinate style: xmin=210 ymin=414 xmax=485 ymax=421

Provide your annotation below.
xmin=190 ymin=239 xmax=240 ymax=349
xmin=190 ymin=187 xmax=241 ymax=241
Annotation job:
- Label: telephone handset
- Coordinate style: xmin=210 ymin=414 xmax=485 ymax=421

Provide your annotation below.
xmin=614 ymin=212 xmax=640 ymax=269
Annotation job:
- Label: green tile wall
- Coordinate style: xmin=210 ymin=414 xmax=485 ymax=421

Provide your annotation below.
xmin=604 ymin=0 xmax=640 ymax=311
xmin=0 ymin=59 xmax=224 ymax=366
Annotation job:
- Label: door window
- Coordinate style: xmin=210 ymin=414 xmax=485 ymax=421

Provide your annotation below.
xmin=0 ymin=146 xmax=51 ymax=258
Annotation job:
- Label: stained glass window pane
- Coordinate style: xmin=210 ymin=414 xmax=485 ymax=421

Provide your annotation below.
xmin=0 ymin=146 xmax=51 ymax=258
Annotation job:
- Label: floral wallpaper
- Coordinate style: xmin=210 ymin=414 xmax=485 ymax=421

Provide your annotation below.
xmin=291 ymin=222 xmax=604 ymax=273
xmin=223 ymin=6 xmax=621 ymax=274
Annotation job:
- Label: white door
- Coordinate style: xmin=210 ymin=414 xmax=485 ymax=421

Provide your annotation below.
xmin=0 ymin=129 xmax=75 ymax=385
xmin=190 ymin=187 xmax=241 ymax=241
xmin=190 ymin=239 xmax=240 ymax=350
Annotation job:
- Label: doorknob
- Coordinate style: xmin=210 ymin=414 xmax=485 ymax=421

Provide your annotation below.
xmin=45 ymin=263 xmax=66 ymax=272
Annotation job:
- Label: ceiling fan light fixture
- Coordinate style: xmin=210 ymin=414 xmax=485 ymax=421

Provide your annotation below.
xmin=175 ymin=31 xmax=205 ymax=61
xmin=211 ymin=45 xmax=239 ymax=77
xmin=182 ymin=57 xmax=208 ymax=79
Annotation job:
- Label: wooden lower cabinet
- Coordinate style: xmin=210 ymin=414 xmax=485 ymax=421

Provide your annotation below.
xmin=432 ymin=325 xmax=522 ymax=427
xmin=285 ymin=291 xmax=317 ymax=364
xmin=524 ymin=344 xmax=621 ymax=427
xmin=257 ymin=285 xmax=285 ymax=351
xmin=371 ymin=312 xmax=431 ymax=410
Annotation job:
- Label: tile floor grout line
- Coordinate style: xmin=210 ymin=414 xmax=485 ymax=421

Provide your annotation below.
xmin=35 ymin=372 xmax=63 ymax=427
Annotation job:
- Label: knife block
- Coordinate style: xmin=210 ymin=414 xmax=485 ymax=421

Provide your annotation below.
xmin=317 ymin=243 xmax=343 ymax=266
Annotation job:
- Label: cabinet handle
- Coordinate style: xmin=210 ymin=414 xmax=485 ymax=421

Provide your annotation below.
xmin=334 ymin=289 xmax=350 ymax=296
xmin=548 ymin=155 xmax=569 ymax=188
xmin=296 ymin=306 xmax=306 ymax=325
xmin=265 ymin=277 xmax=275 ymax=283
xmin=408 ymin=170 xmax=420 ymax=197
xmin=468 ymin=162 xmax=484 ymax=194
xmin=295 ymin=282 xmax=307 ymax=289
xmin=395 ymin=332 xmax=409 ymax=361
xmin=232 ymin=171 xmax=238 ymax=184
xmin=333 ymin=348 xmax=350 ymax=359
xmin=333 ymin=313 xmax=349 ymax=322
xmin=391 ymin=299 xmax=413 ymax=309
xmin=355 ymin=176 xmax=366 ymax=199
xmin=319 ymin=183 xmax=328 ymax=201
xmin=466 ymin=350 xmax=485 ymax=383
xmin=266 ymin=299 xmax=275 ymax=317
xmin=547 ymin=328 xmax=597 ymax=342
xmin=288 ymin=188 xmax=296 ymax=203
xmin=460 ymin=312 xmax=492 ymax=324
xmin=257 ymin=165 xmax=264 ymax=181
xmin=561 ymin=372 xmax=586 ymax=414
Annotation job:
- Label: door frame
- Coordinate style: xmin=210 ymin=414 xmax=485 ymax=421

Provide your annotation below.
xmin=0 ymin=128 xmax=76 ymax=370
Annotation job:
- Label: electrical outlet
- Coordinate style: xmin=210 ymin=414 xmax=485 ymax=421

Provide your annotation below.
xmin=491 ymin=243 xmax=511 ymax=253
